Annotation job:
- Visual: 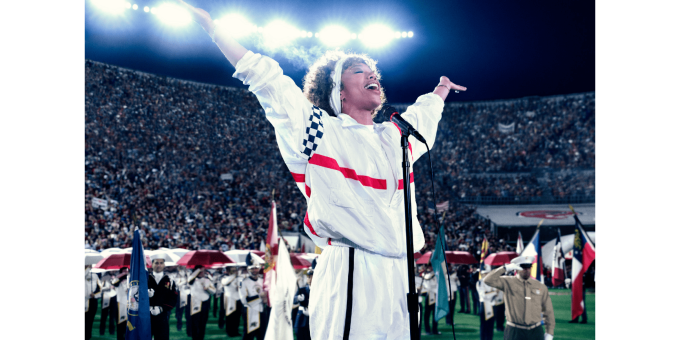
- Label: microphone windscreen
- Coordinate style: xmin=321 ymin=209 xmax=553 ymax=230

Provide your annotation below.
xmin=379 ymin=105 xmax=398 ymax=121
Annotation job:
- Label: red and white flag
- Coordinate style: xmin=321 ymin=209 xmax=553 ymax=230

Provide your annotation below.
xmin=516 ymin=232 xmax=524 ymax=255
xmin=263 ymin=200 xmax=279 ymax=307
xmin=571 ymin=214 xmax=595 ymax=320
xmin=552 ymin=229 xmax=566 ymax=287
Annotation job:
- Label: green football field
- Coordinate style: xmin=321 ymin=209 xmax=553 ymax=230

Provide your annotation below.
xmin=89 ymin=290 xmax=594 ymax=339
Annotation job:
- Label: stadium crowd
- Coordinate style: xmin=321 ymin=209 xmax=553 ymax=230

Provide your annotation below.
xmin=85 ymin=60 xmax=594 ymax=257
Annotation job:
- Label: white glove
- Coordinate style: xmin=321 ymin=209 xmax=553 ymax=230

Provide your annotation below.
xmin=150 ymin=306 xmax=163 ymax=315
xmin=544 ymin=334 xmax=553 ymax=340
xmin=504 ymin=263 xmax=523 ymax=272
xmin=297 ymin=294 xmax=305 ymax=302
xmin=300 ymin=306 xmax=309 ymax=316
xmin=148 ymin=289 xmax=155 ymax=298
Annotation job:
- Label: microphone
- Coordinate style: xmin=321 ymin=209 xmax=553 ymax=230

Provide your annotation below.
xmin=380 ymin=105 xmax=427 ymax=144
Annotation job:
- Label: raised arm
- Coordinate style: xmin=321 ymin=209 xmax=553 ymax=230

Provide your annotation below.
xmin=175 ymin=0 xmax=248 ymax=67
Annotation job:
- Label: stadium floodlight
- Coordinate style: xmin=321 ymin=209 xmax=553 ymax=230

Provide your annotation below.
xmin=143 ymin=6 xmax=149 ymax=13
xmin=132 ymin=4 xmax=138 ymax=10
xmin=153 ymin=3 xmax=191 ymax=26
xmin=125 ymin=2 xmax=131 ymax=9
xmin=215 ymin=14 xmax=256 ymax=38
xmin=408 ymin=31 xmax=413 ymax=38
xmin=319 ymin=25 xmax=351 ymax=47
xmin=307 ymin=32 xmax=313 ymax=38
xmin=401 ymin=31 xmax=407 ymax=38
xmin=351 ymin=33 xmax=357 ymax=40
xmin=359 ymin=24 xmax=395 ymax=48
xmin=262 ymin=20 xmax=300 ymax=48
xmin=394 ymin=31 xmax=401 ymax=39
xmin=90 ymin=0 xmax=127 ymax=15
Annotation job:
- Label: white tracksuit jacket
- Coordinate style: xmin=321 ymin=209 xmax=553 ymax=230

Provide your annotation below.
xmin=233 ymin=51 xmax=445 ymax=340
xmin=233 ymin=51 xmax=444 ymax=256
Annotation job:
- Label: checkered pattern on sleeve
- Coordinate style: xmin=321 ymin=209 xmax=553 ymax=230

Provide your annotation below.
xmin=301 ymin=106 xmax=325 ymax=160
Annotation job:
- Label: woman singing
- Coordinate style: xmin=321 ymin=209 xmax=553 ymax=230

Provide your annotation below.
xmin=176 ymin=1 xmax=466 ymax=339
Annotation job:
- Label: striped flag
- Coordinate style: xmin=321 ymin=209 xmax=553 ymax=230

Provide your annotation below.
xmin=427 ymin=201 xmax=436 ymax=214
xmin=571 ymin=214 xmax=595 ymax=320
xmin=436 ymin=201 xmax=449 ymax=211
xmin=520 ymin=221 xmax=543 ymax=283
xmin=552 ymin=229 xmax=567 ymax=287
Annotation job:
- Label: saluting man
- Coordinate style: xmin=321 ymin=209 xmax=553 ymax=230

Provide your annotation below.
xmin=85 ymin=265 xmax=103 ymax=340
xmin=111 ymin=266 xmax=129 ymax=340
xmin=188 ymin=265 xmax=216 ymax=340
xmin=239 ymin=254 xmax=265 ymax=340
xmin=148 ymin=257 xmax=178 ymax=340
xmin=223 ymin=266 xmax=243 ymax=337
xmin=483 ymin=256 xmax=555 ymax=340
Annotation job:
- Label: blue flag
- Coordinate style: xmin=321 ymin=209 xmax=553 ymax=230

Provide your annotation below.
xmin=430 ymin=225 xmax=450 ymax=321
xmin=126 ymin=229 xmax=151 ymax=340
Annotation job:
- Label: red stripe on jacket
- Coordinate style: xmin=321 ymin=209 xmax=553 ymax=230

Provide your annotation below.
xmin=398 ymin=173 xmax=415 ymax=190
xmin=290 ymin=172 xmax=305 ymax=182
xmin=304 ymin=212 xmax=319 ymax=237
xmin=309 ymin=154 xmax=387 ymax=190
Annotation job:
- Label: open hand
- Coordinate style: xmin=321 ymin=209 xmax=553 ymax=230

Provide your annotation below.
xmin=174 ymin=0 xmax=213 ymax=30
xmin=439 ymin=76 xmax=467 ymax=92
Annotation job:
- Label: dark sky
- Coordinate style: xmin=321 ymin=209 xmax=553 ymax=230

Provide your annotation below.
xmin=85 ymin=0 xmax=595 ymax=102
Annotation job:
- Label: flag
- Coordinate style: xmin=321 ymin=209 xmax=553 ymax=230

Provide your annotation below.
xmin=552 ymin=229 xmax=567 ymax=287
xmin=125 ymin=229 xmax=151 ymax=340
xmin=263 ymin=200 xmax=279 ymax=307
xmin=427 ymin=201 xmax=436 ymax=214
xmin=436 ymin=201 xmax=449 ymax=211
xmin=516 ymin=232 xmax=524 ymax=254
xmin=430 ymin=225 xmax=450 ymax=321
xmin=479 ymin=236 xmax=489 ymax=279
xmin=264 ymin=239 xmax=298 ymax=340
xmin=520 ymin=222 xmax=543 ymax=283
xmin=571 ymin=214 xmax=596 ymax=320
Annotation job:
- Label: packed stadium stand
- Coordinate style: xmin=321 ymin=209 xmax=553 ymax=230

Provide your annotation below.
xmin=85 ymin=60 xmax=594 ymax=258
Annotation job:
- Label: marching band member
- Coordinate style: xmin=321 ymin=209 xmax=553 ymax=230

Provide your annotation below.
xmin=294 ymin=259 xmax=316 ymax=340
xmin=85 ymin=265 xmax=102 ymax=340
xmin=111 ymin=266 xmax=129 ymax=340
xmin=477 ymin=269 xmax=498 ymax=340
xmin=422 ymin=266 xmax=440 ymax=335
xmin=239 ymin=254 xmax=265 ymax=340
xmin=188 ymin=265 xmax=216 ymax=340
xmin=148 ymin=257 xmax=177 ymax=340
xmin=99 ymin=270 xmax=117 ymax=336
xmin=223 ymin=266 xmax=243 ymax=337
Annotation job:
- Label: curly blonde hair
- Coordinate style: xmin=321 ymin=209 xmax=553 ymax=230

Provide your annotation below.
xmin=302 ymin=50 xmax=386 ymax=118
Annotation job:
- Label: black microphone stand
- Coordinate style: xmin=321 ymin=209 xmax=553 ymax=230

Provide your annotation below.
xmin=400 ymin=133 xmax=420 ymax=340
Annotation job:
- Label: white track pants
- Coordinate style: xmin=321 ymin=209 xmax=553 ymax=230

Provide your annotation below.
xmin=309 ymin=245 xmax=411 ymax=340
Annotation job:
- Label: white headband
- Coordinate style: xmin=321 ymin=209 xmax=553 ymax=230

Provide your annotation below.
xmin=329 ymin=56 xmax=350 ymax=116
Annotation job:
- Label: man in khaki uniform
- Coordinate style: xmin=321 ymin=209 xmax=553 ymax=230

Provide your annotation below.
xmin=483 ymin=256 xmax=555 ymax=340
